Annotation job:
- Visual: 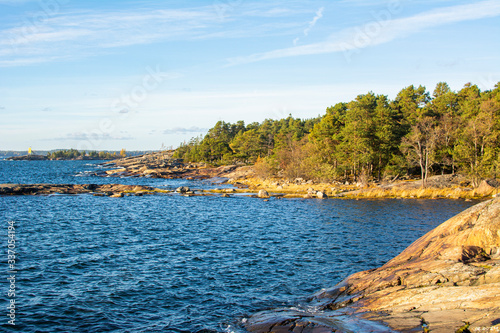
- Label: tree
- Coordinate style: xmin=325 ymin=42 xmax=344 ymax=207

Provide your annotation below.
xmin=308 ymin=102 xmax=346 ymax=179
xmin=173 ymin=81 xmax=500 ymax=185
xmin=454 ymin=83 xmax=500 ymax=186
xmin=393 ymin=85 xmax=430 ymax=127
xmin=430 ymin=83 xmax=460 ymax=174
xmin=402 ymin=116 xmax=438 ymax=187
xmin=373 ymin=95 xmax=400 ymax=180
xmin=340 ymin=93 xmax=377 ymax=181
xmin=230 ymin=129 xmax=265 ymax=163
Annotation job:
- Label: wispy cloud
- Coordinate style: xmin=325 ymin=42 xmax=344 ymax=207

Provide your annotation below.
xmin=47 ymin=132 xmax=134 ymax=141
xmin=0 ymin=0 xmax=38 ymax=4
xmin=163 ymin=127 xmax=208 ymax=135
xmin=304 ymin=7 xmax=324 ymax=37
xmin=294 ymin=7 xmax=324 ymax=46
xmin=0 ymin=3 xmax=308 ymax=67
xmin=0 ymin=8 xmax=215 ymax=66
xmin=229 ymin=0 xmax=500 ymax=65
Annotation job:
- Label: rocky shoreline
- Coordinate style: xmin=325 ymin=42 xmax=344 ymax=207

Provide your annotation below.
xmin=245 ymin=198 xmax=500 ymax=333
xmin=0 ymin=183 xmax=168 ymax=197
xmin=6 ymin=151 xmax=500 ymax=200
xmin=6 ymin=154 xmax=49 ymax=161
xmin=98 ymin=151 xmax=253 ymax=180
xmin=3 ymin=154 xmax=500 ymax=331
xmin=97 ymin=152 xmax=500 ymax=200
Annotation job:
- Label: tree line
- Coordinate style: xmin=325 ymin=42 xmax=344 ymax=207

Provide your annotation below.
xmin=174 ymin=82 xmax=500 ymax=187
xmin=46 ymin=149 xmax=127 ymax=160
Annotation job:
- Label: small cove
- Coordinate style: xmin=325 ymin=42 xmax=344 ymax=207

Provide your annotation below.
xmin=0 ymin=161 xmax=476 ymax=332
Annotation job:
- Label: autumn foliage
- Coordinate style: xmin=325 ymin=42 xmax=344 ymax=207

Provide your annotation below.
xmin=174 ymin=82 xmax=500 ymax=186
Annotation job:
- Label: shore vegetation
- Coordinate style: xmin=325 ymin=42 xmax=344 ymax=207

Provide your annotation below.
xmin=174 ymin=82 xmax=500 ymax=188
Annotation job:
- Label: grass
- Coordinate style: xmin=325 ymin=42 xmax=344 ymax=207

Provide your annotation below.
xmin=231 ymin=177 xmax=496 ymax=200
xmin=342 ymin=187 xmax=481 ymax=200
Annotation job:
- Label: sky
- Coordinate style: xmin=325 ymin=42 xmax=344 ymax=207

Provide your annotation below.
xmin=0 ymin=0 xmax=499 ymax=151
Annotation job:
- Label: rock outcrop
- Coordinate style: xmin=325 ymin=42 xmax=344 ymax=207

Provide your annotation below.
xmin=98 ymin=151 xmax=250 ymax=180
xmin=6 ymin=154 xmax=48 ymax=161
xmin=246 ymin=198 xmax=500 ymax=333
xmin=0 ymin=184 xmax=163 ymax=196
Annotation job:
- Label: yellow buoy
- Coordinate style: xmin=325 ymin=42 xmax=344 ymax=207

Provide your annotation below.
xmin=28 ymin=147 xmax=32 ymax=155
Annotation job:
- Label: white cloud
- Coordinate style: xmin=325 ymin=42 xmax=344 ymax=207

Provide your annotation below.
xmin=48 ymin=132 xmax=134 ymax=141
xmin=0 ymin=0 xmax=37 ymax=4
xmin=228 ymin=0 xmax=500 ymax=66
xmin=0 ymin=3 xmax=309 ymax=67
xmin=163 ymin=127 xmax=208 ymax=135
xmin=304 ymin=7 xmax=324 ymax=37
xmin=294 ymin=6 xmax=324 ymax=45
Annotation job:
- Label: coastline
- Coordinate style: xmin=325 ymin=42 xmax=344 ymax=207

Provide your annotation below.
xmin=5 ymin=154 xmax=117 ymax=161
xmin=3 ymin=158 xmax=499 ymax=332
xmin=229 ymin=175 xmax=500 ymax=200
xmin=245 ymin=197 xmax=500 ymax=333
xmin=99 ymin=152 xmax=500 ymax=200
xmin=4 ymin=152 xmax=499 ymax=200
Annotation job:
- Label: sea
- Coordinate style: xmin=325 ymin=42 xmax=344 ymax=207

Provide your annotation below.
xmin=0 ymin=160 xmax=476 ymax=332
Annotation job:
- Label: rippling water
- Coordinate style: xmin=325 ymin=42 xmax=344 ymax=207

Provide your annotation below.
xmin=0 ymin=161 xmax=476 ymax=332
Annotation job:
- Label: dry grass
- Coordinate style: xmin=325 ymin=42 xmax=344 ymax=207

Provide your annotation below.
xmin=342 ymin=186 xmax=485 ymax=200
xmin=232 ymin=177 xmax=499 ymax=200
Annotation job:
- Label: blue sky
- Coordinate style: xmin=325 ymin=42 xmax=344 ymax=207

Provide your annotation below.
xmin=1 ymin=0 xmax=499 ymax=151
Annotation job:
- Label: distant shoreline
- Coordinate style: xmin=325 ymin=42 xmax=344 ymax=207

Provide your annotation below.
xmin=5 ymin=154 xmax=116 ymax=161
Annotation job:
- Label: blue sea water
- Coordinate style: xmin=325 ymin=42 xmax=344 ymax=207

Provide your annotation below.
xmin=0 ymin=161 xmax=476 ymax=332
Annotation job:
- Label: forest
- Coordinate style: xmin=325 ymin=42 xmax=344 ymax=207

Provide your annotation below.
xmin=174 ymin=82 xmax=500 ymax=187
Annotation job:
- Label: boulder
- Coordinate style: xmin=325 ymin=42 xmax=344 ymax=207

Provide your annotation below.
xmin=142 ymin=169 xmax=159 ymax=176
xmin=176 ymin=186 xmax=190 ymax=193
xmin=105 ymin=168 xmax=127 ymax=175
xmin=294 ymin=178 xmax=304 ymax=184
xmin=257 ymin=190 xmax=269 ymax=198
xmin=316 ymin=191 xmax=327 ymax=199
xmin=475 ymin=179 xmax=500 ymax=196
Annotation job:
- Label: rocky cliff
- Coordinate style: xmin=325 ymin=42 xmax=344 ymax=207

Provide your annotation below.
xmin=246 ymin=198 xmax=500 ymax=333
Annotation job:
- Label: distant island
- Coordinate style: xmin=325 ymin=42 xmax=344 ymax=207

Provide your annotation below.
xmin=3 ymin=149 xmax=152 ymax=161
